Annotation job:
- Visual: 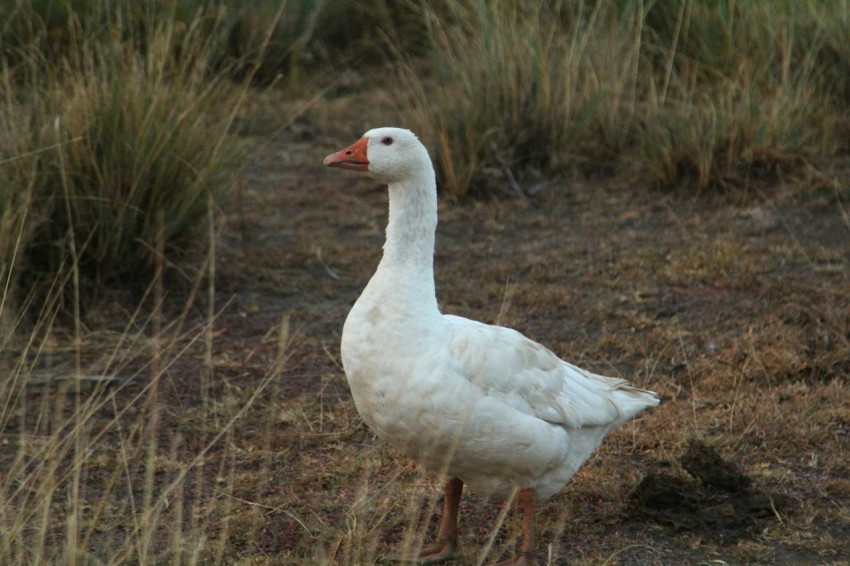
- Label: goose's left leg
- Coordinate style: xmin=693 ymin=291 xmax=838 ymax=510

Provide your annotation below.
xmin=496 ymin=488 xmax=537 ymax=566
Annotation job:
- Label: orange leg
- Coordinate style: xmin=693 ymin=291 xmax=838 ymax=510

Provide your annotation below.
xmin=417 ymin=477 xmax=464 ymax=563
xmin=497 ymin=488 xmax=537 ymax=566
xmin=388 ymin=477 xmax=463 ymax=564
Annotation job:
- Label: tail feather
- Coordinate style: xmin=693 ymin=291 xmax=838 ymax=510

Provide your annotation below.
xmin=610 ymin=382 xmax=660 ymax=424
xmin=560 ymin=360 xmax=660 ymax=428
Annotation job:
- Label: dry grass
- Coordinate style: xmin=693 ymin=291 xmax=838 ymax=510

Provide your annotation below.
xmin=0 ymin=201 xmax=291 ymax=564
xmin=395 ymin=1 xmax=641 ymax=197
xmin=395 ymin=0 xmax=848 ymax=197
xmin=635 ymin=0 xmax=842 ymax=190
xmin=1 ymin=1 xmax=850 ymax=564
xmin=0 ymin=1 xmax=291 ymax=311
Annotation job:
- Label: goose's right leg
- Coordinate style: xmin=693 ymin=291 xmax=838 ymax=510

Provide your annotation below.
xmin=416 ymin=477 xmax=463 ymax=563
xmin=387 ymin=477 xmax=463 ymax=564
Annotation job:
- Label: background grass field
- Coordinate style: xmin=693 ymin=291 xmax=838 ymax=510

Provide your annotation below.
xmin=1 ymin=1 xmax=848 ymax=564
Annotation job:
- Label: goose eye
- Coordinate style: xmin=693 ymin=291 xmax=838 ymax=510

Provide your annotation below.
xmin=381 ymin=137 xmax=394 ymax=146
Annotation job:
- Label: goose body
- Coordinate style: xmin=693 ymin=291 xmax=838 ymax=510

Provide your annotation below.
xmin=325 ymin=127 xmax=659 ymax=564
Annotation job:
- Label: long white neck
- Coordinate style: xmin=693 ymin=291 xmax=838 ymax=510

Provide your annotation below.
xmin=374 ymin=168 xmax=439 ymax=307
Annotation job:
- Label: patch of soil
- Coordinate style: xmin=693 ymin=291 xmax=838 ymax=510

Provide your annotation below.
xmin=631 ymin=440 xmax=794 ymax=541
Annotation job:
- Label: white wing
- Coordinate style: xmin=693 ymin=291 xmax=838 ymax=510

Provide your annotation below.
xmin=443 ymin=314 xmax=659 ymax=431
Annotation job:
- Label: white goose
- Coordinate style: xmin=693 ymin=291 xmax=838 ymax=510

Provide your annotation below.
xmin=324 ymin=128 xmax=659 ymax=565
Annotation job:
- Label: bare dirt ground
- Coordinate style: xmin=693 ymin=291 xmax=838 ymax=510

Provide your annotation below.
xmin=177 ymin=98 xmax=850 ymax=565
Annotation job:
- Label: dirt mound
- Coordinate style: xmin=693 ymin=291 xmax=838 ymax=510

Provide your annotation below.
xmin=680 ymin=438 xmax=752 ymax=492
xmin=630 ymin=440 xmax=794 ymax=541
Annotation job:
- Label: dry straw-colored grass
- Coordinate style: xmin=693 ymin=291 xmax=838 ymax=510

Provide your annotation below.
xmin=1 ymin=17 xmax=244 ymax=292
xmin=0 ymin=274 xmax=291 ymax=564
xmin=0 ymin=2 xmax=289 ymax=563
xmin=397 ymin=0 xmax=848 ymax=197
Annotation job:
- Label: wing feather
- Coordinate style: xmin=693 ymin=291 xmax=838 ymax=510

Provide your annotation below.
xmin=443 ymin=314 xmax=657 ymax=430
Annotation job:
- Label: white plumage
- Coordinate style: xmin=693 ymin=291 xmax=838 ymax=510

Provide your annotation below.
xmin=325 ymin=127 xmax=659 ymax=565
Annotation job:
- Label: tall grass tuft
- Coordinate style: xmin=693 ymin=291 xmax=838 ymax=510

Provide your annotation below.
xmin=396 ymin=0 xmax=846 ymax=197
xmin=395 ymin=2 xmax=630 ymax=197
xmin=0 ymin=72 xmax=43 ymax=334
xmin=1 ymin=11 xmax=246 ymax=303
xmin=635 ymin=0 xmax=842 ymax=189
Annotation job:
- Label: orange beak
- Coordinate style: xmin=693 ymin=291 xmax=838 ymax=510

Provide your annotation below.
xmin=323 ymin=137 xmax=369 ymax=171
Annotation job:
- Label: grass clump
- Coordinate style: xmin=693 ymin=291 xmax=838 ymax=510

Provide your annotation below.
xmin=36 ymin=35 xmax=236 ymax=282
xmin=0 ymin=74 xmax=46 ymax=331
xmin=634 ymin=0 xmax=842 ymax=190
xmin=0 ymin=11 xmax=248 ymax=306
xmin=396 ymin=1 xmax=633 ymax=197
xmin=397 ymin=0 xmax=847 ymax=197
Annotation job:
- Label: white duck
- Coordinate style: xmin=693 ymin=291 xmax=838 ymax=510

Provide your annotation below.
xmin=324 ymin=127 xmax=659 ymax=565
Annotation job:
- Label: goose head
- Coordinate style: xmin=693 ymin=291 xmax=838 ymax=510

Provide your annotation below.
xmin=323 ymin=127 xmax=433 ymax=186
